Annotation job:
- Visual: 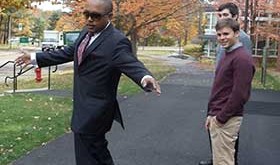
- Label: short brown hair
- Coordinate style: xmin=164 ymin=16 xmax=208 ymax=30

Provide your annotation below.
xmin=218 ymin=2 xmax=239 ymax=19
xmin=215 ymin=18 xmax=240 ymax=32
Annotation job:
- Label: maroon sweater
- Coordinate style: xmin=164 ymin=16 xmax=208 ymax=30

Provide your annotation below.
xmin=208 ymin=45 xmax=255 ymax=124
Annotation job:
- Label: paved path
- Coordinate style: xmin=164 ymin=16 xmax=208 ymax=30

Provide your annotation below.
xmin=11 ymin=55 xmax=280 ymax=165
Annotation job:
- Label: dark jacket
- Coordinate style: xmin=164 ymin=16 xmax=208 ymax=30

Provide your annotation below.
xmin=36 ymin=24 xmax=151 ymax=134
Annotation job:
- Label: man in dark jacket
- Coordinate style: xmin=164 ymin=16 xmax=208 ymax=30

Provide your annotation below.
xmin=15 ymin=0 xmax=160 ymax=164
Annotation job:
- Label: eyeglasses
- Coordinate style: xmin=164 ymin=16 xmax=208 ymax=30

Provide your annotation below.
xmin=83 ymin=10 xmax=111 ymax=20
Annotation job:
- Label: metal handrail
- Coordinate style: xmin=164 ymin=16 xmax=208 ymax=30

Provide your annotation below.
xmin=0 ymin=60 xmax=15 ymax=68
xmin=4 ymin=65 xmax=35 ymax=86
xmin=1 ymin=61 xmax=19 ymax=93
xmin=48 ymin=65 xmax=58 ymax=90
xmin=18 ymin=65 xmax=35 ymax=76
xmin=1 ymin=60 xmax=57 ymax=93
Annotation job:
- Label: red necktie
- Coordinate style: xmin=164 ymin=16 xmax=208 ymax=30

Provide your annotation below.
xmin=78 ymin=33 xmax=92 ymax=65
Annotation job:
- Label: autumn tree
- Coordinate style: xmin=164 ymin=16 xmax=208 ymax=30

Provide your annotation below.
xmin=243 ymin=0 xmax=280 ymax=70
xmin=48 ymin=11 xmax=62 ymax=30
xmin=31 ymin=16 xmax=47 ymax=41
xmin=13 ymin=10 xmax=33 ymax=37
xmin=252 ymin=0 xmax=280 ymax=71
xmin=137 ymin=22 xmax=161 ymax=47
xmin=163 ymin=8 xmax=201 ymax=45
xmin=55 ymin=0 xmax=86 ymax=31
xmin=58 ymin=0 xmax=200 ymax=55
xmin=115 ymin=0 xmax=200 ymax=55
xmin=0 ymin=0 xmax=44 ymax=44
xmin=213 ymin=0 xmax=280 ymax=70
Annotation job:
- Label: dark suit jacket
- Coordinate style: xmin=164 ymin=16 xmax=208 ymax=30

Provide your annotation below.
xmin=36 ymin=24 xmax=151 ymax=134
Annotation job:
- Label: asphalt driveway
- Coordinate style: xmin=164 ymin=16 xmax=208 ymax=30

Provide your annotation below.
xmin=12 ymin=56 xmax=280 ymax=165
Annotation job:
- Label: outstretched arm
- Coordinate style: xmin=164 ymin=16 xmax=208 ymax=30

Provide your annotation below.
xmin=112 ymin=38 xmax=161 ymax=96
xmin=15 ymin=49 xmax=32 ymax=67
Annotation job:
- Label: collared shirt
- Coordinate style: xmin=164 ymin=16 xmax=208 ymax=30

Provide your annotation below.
xmin=87 ymin=22 xmax=111 ymax=46
xmin=225 ymin=42 xmax=243 ymax=53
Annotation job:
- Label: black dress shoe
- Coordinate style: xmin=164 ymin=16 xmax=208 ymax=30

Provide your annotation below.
xmin=198 ymin=160 xmax=213 ymax=165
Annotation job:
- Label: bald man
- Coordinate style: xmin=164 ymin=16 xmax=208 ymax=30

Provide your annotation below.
xmin=16 ymin=0 xmax=161 ymax=164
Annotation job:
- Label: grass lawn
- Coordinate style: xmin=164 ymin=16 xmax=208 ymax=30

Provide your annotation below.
xmin=252 ymin=68 xmax=280 ymax=90
xmin=0 ymin=94 xmax=72 ymax=164
xmin=137 ymin=49 xmax=175 ymax=56
xmin=0 ymin=52 xmax=175 ymax=165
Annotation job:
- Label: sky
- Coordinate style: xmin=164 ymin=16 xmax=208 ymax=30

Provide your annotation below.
xmin=32 ymin=1 xmax=71 ymax=12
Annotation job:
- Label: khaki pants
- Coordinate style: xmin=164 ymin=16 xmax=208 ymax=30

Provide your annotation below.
xmin=209 ymin=116 xmax=243 ymax=165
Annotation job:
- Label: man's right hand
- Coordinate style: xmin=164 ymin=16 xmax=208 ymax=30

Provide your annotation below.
xmin=15 ymin=49 xmax=31 ymax=67
xmin=204 ymin=116 xmax=211 ymax=130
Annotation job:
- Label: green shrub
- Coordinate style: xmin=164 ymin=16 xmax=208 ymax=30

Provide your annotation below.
xmin=183 ymin=44 xmax=203 ymax=59
xmin=142 ymin=33 xmax=176 ymax=46
xmin=200 ymin=57 xmax=215 ymax=65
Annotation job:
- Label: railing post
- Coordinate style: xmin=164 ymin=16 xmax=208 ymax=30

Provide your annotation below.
xmin=13 ymin=63 xmax=17 ymax=93
xmin=1 ymin=61 xmax=57 ymax=92
xmin=261 ymin=46 xmax=268 ymax=86
xmin=48 ymin=66 xmax=51 ymax=90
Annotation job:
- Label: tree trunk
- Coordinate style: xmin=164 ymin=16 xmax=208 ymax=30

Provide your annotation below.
xmin=178 ymin=37 xmax=182 ymax=55
xmin=115 ymin=0 xmax=121 ymax=30
xmin=4 ymin=16 xmax=9 ymax=44
xmin=0 ymin=15 xmax=4 ymax=44
xmin=183 ymin=29 xmax=188 ymax=45
xmin=277 ymin=42 xmax=280 ymax=71
xmin=130 ymin=29 xmax=138 ymax=57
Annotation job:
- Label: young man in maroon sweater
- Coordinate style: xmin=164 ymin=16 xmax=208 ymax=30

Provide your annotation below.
xmin=204 ymin=18 xmax=255 ymax=165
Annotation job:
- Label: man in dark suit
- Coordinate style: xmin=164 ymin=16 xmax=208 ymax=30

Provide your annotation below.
xmin=15 ymin=0 xmax=161 ymax=164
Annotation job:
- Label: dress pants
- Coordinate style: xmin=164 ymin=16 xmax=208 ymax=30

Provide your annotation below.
xmin=209 ymin=116 xmax=242 ymax=165
xmin=208 ymin=131 xmax=239 ymax=164
xmin=74 ymin=133 xmax=114 ymax=165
